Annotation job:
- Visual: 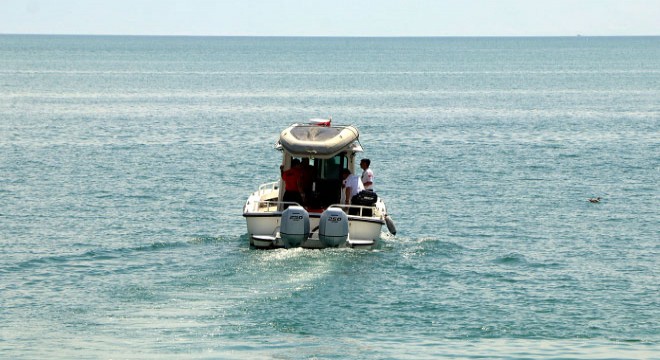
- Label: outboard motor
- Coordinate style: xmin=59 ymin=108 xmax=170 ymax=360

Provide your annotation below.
xmin=351 ymin=190 xmax=378 ymax=206
xmin=351 ymin=190 xmax=378 ymax=217
xmin=280 ymin=206 xmax=310 ymax=248
xmin=319 ymin=208 xmax=349 ymax=247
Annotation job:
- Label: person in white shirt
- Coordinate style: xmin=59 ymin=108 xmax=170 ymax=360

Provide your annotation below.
xmin=340 ymin=168 xmax=364 ymax=205
xmin=360 ymin=158 xmax=374 ymax=191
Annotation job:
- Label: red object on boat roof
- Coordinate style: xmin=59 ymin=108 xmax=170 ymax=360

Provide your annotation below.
xmin=309 ymin=118 xmax=331 ymax=127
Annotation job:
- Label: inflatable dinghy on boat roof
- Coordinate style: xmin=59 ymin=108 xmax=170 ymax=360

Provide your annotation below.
xmin=277 ymin=124 xmax=360 ymax=158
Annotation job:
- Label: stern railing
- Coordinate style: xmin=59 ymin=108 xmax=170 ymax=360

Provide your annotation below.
xmin=247 ymin=200 xmax=301 ymax=213
xmin=258 ymin=181 xmax=279 ymax=197
xmin=329 ymin=204 xmax=380 ymax=218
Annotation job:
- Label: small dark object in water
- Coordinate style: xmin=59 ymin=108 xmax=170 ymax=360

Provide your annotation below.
xmin=588 ymin=197 xmax=601 ymax=203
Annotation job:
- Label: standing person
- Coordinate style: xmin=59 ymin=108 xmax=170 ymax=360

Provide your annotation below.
xmin=281 ymin=158 xmax=303 ymax=208
xmin=341 ymin=168 xmax=364 ymax=205
xmin=360 ymin=158 xmax=374 ymax=191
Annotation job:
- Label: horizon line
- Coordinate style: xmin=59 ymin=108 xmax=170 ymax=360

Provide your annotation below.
xmin=1 ymin=32 xmax=659 ymax=38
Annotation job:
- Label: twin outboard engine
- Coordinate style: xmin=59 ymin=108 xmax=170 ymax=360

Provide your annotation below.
xmin=319 ymin=208 xmax=349 ymax=247
xmin=280 ymin=206 xmax=310 ymax=248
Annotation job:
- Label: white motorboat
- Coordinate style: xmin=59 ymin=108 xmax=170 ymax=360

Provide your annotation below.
xmin=243 ymin=118 xmax=396 ymax=249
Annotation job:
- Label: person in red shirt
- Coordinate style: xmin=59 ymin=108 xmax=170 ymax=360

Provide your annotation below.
xmin=281 ymin=158 xmax=304 ymax=208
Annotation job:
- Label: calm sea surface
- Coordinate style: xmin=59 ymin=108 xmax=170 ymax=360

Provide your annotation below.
xmin=1 ymin=35 xmax=658 ymax=359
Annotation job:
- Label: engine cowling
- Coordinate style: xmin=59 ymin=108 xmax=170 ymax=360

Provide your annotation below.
xmin=319 ymin=208 xmax=348 ymax=247
xmin=280 ymin=206 xmax=310 ymax=248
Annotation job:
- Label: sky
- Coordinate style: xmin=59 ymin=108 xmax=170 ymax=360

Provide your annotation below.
xmin=1 ymin=0 xmax=658 ymax=37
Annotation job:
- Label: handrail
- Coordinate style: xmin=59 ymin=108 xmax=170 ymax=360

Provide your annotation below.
xmin=328 ymin=204 xmax=378 ymax=218
xmin=250 ymin=200 xmax=301 ymax=212
xmin=258 ymin=181 xmax=279 ymax=196
xmin=247 ymin=198 xmax=377 ymax=217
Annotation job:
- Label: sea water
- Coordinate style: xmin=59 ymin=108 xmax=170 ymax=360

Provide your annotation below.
xmin=0 ymin=35 xmax=658 ymax=359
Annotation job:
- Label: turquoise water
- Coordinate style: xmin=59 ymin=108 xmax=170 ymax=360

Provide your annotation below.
xmin=1 ymin=35 xmax=658 ymax=359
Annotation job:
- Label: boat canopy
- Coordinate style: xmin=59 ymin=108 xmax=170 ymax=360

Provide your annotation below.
xmin=277 ymin=124 xmax=360 ymax=158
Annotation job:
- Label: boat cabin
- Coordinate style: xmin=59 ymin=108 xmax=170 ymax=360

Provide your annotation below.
xmin=276 ymin=122 xmax=363 ymax=212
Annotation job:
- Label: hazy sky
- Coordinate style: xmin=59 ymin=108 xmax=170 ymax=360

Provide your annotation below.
xmin=1 ymin=0 xmax=658 ymax=36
